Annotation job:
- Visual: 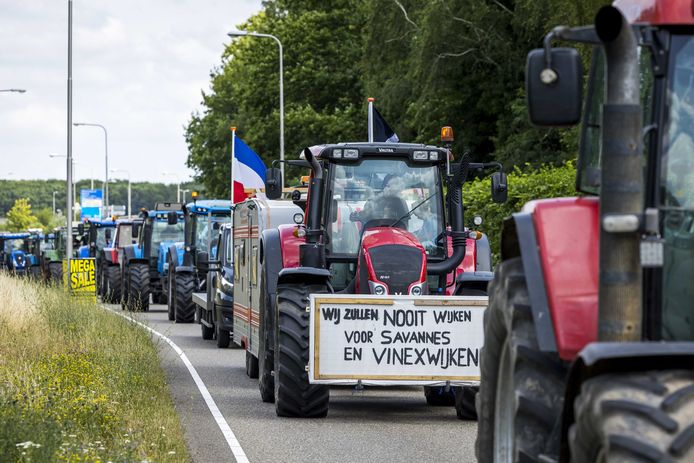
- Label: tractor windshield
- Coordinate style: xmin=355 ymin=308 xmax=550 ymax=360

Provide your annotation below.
xmin=660 ymin=34 xmax=694 ymax=341
xmin=95 ymin=227 xmax=113 ymax=250
xmin=328 ymin=158 xmax=444 ymax=258
xmin=3 ymin=239 xmax=25 ymax=253
xmin=151 ymin=219 xmax=184 ymax=257
xmin=195 ymin=214 xmax=227 ymax=252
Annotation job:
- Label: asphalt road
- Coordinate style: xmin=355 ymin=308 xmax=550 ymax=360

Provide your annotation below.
xmin=107 ymin=303 xmax=478 ymax=463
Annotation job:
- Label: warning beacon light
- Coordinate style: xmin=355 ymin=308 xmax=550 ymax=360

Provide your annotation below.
xmin=441 ymin=126 xmax=454 ymax=143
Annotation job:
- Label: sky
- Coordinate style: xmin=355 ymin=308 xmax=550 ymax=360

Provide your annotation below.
xmin=0 ymin=0 xmax=262 ymax=183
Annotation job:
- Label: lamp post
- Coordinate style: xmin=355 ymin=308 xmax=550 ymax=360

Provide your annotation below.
xmin=49 ymin=154 xmax=76 ymax=219
xmin=74 ymin=122 xmax=108 ymax=210
xmin=227 ymin=29 xmax=284 ymax=188
xmin=53 ymin=191 xmax=59 ymax=215
xmin=110 ymin=169 xmax=131 ymax=216
xmin=0 ymin=89 xmax=26 ymax=93
xmin=162 ymin=172 xmax=181 ymax=202
xmin=181 ymin=189 xmax=190 ymax=203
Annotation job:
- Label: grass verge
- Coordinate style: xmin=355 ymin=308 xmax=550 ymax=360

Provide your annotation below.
xmin=0 ymin=273 xmax=190 ymax=462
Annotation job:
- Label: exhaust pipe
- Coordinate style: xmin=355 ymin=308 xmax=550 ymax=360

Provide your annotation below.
xmin=595 ymin=6 xmax=643 ymax=341
xmin=427 ymin=160 xmax=467 ymax=276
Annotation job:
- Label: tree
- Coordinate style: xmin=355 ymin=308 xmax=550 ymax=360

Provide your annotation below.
xmin=6 ymin=198 xmax=38 ymax=232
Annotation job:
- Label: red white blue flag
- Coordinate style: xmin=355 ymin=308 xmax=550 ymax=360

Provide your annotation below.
xmin=232 ymin=133 xmax=266 ymax=203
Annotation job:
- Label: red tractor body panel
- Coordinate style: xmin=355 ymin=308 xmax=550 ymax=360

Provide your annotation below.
xmin=277 ymin=224 xmax=302 ymax=269
xmin=527 ymin=197 xmax=600 ymax=360
xmin=356 ymin=227 xmax=427 ymax=294
xmin=447 ymin=237 xmax=479 ymax=295
xmin=615 ymin=0 xmax=694 ymax=25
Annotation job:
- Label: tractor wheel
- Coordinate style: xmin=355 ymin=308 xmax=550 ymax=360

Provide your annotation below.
xmin=30 ymin=266 xmax=41 ymax=280
xmin=455 ymin=386 xmax=478 ymax=420
xmin=258 ymin=264 xmax=275 ymax=402
xmin=106 ymin=265 xmax=121 ymax=304
xmin=128 ymin=263 xmax=150 ymax=311
xmin=167 ymin=269 xmax=175 ymax=321
xmin=570 ymin=370 xmax=694 ymax=463
xmin=48 ymin=262 xmax=62 ymax=284
xmin=424 ymin=386 xmax=456 ymax=406
xmin=215 ymin=306 xmax=230 ymax=348
xmin=174 ymin=272 xmax=195 ymax=323
xmin=274 ymin=283 xmax=329 ymax=418
xmin=475 ymin=257 xmax=567 ymax=462
xmin=246 ymin=350 xmax=259 ymax=379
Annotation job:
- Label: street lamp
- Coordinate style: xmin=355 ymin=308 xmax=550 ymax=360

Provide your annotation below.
xmin=49 ymin=154 xmax=76 ymax=217
xmin=110 ymin=169 xmax=131 ymax=217
xmin=227 ymin=29 xmax=284 ymax=188
xmin=162 ymin=172 xmax=181 ymax=202
xmin=181 ymin=189 xmax=190 ymax=203
xmin=0 ymin=89 xmax=27 ymax=93
xmin=74 ymin=122 xmax=108 ymax=211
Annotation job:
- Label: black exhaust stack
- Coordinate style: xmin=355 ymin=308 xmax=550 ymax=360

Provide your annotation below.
xmin=300 ymin=147 xmax=326 ymax=268
xmin=595 ymin=6 xmax=643 ymax=342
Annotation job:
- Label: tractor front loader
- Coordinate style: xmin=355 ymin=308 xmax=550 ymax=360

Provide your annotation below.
xmin=477 ymin=2 xmax=694 ymax=462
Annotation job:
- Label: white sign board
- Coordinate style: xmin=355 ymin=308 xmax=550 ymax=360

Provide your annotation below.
xmin=309 ymin=294 xmax=487 ymax=386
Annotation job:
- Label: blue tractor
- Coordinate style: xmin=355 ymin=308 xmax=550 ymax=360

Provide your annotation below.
xmin=165 ymin=199 xmax=231 ymax=326
xmin=121 ymin=203 xmax=185 ymax=311
xmin=0 ymin=233 xmax=39 ymax=276
xmin=77 ymin=219 xmax=117 ymax=299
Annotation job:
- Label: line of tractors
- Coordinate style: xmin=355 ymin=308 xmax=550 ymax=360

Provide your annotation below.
xmin=4 ymin=2 xmax=694 ymax=461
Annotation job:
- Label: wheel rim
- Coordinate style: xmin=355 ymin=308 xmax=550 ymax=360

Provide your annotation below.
xmin=494 ymin=338 xmax=514 ymax=462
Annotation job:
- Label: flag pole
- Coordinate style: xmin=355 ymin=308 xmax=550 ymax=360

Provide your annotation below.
xmin=367 ymin=97 xmax=374 ymax=142
xmin=231 ymin=126 xmax=236 ymax=204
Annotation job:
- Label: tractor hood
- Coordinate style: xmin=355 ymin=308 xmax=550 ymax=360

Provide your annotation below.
xmin=356 ymin=227 xmax=427 ymax=295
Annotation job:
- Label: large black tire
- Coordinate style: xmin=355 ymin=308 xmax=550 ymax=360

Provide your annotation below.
xmin=258 ymin=263 xmax=275 ymax=402
xmin=127 ymin=263 xmax=150 ymax=311
xmin=48 ymin=262 xmax=62 ymax=284
xmin=476 ymin=257 xmax=567 ymax=462
xmin=105 ymin=265 xmax=122 ymax=304
xmin=246 ymin=350 xmax=259 ymax=379
xmin=424 ymin=386 xmax=456 ymax=406
xmin=215 ymin=306 xmax=230 ymax=348
xmin=30 ymin=265 xmax=42 ymax=280
xmin=455 ymin=386 xmax=478 ymax=420
xmin=274 ymin=283 xmax=329 ymax=418
xmin=570 ymin=370 xmax=694 ymax=462
xmin=174 ymin=272 xmax=195 ymax=323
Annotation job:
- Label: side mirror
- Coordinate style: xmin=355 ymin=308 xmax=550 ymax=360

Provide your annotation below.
xmin=105 ymin=228 xmax=112 ymax=240
xmin=213 ymin=221 xmax=221 ymax=231
xmin=265 ymin=167 xmax=282 ymax=200
xmin=198 ymin=251 xmax=209 ymax=268
xmin=491 ymin=172 xmax=508 ymax=203
xmin=77 ymin=223 xmax=85 ymax=235
xmin=131 ymin=222 xmax=141 ymax=238
xmin=526 ymin=47 xmax=583 ymax=127
xmin=167 ymin=211 xmax=178 ymax=225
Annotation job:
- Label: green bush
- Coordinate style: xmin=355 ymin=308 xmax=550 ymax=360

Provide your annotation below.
xmin=464 ymin=161 xmax=579 ymax=261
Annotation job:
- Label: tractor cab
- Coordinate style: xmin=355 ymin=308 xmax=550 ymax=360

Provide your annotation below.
xmin=78 ymin=219 xmax=116 ymax=258
xmin=268 ymin=142 xmax=506 ymax=296
xmin=182 ymin=199 xmax=231 ymax=264
xmin=1 ymin=233 xmax=31 ymax=274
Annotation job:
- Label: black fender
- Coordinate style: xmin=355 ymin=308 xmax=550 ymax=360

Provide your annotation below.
xmin=454 ymin=271 xmax=494 ymax=294
xmin=559 ymin=341 xmax=694 ymax=462
xmin=277 ymin=267 xmax=331 ymax=285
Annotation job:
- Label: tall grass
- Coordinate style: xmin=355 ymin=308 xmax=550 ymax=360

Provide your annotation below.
xmin=0 ymin=274 xmax=190 ymax=462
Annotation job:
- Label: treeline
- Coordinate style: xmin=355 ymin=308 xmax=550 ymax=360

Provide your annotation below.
xmin=0 ymin=180 xmax=203 ymax=217
xmin=186 ymin=0 xmax=609 ymax=197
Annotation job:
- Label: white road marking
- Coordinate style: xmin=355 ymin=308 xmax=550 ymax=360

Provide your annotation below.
xmin=103 ymin=305 xmax=250 ymax=463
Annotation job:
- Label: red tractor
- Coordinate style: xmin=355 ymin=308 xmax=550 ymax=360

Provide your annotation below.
xmin=251 ymin=138 xmax=507 ymax=418
xmin=477 ymin=2 xmax=694 ymax=461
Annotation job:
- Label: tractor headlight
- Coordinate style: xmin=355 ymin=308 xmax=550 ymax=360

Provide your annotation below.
xmin=333 ymin=149 xmax=343 ymax=158
xmin=368 ymin=281 xmax=388 ymax=295
xmin=413 ymin=150 xmax=428 ymax=161
xmin=428 ymin=151 xmax=439 ymax=161
xmin=343 ymin=149 xmax=359 ymax=159
xmin=409 ymin=282 xmax=425 ymax=296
